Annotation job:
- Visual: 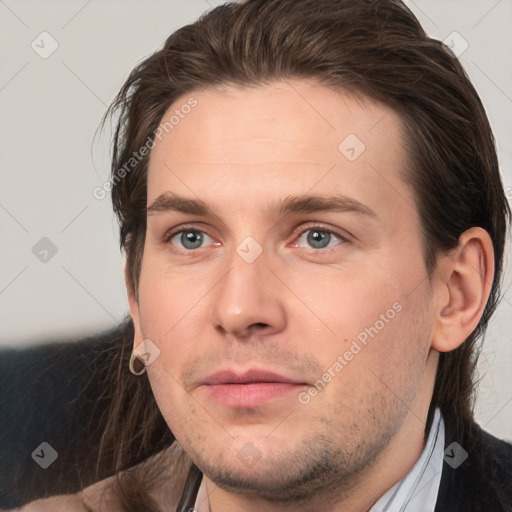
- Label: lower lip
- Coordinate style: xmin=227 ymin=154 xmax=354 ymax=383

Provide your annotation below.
xmin=205 ymin=382 xmax=305 ymax=407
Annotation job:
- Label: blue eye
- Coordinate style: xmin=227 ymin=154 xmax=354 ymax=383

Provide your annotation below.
xmin=165 ymin=226 xmax=346 ymax=253
xmin=296 ymin=228 xmax=343 ymax=249
xmin=169 ymin=230 xmax=213 ymax=250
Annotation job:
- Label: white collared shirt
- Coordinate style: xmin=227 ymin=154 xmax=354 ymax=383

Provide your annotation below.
xmin=369 ymin=407 xmax=444 ymax=512
xmin=194 ymin=408 xmax=445 ymax=512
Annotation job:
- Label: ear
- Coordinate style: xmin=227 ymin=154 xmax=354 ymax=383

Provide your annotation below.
xmin=125 ymin=264 xmax=143 ymax=349
xmin=431 ymin=227 xmax=494 ymax=353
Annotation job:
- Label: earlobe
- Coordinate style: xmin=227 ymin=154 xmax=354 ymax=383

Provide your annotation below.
xmin=431 ymin=227 xmax=494 ymax=353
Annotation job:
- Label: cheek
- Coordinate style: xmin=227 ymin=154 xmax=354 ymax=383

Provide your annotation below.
xmin=353 ymin=285 xmax=433 ymax=392
xmin=146 ymin=363 xmax=196 ymax=443
xmin=315 ymin=298 xmax=431 ymax=427
xmin=136 ymin=270 xmax=201 ymax=402
xmin=305 ymin=269 xmax=431 ymax=394
xmin=291 ymin=265 xmax=404 ymax=347
xmin=137 ymin=257 xmax=207 ymax=337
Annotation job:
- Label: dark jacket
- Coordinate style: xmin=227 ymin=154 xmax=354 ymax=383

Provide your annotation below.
xmin=435 ymin=412 xmax=512 ymax=512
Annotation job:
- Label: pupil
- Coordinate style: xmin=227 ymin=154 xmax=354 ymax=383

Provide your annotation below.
xmin=308 ymin=230 xmax=329 ymax=248
xmin=183 ymin=231 xmax=203 ymax=249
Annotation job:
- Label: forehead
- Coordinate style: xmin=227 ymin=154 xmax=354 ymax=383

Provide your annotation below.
xmin=146 ymin=79 xmax=412 ymax=220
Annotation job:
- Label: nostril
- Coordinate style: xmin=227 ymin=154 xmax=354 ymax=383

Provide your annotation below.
xmin=252 ymin=322 xmax=269 ymax=329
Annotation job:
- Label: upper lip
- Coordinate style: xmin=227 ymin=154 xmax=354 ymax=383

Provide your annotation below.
xmin=201 ymin=369 xmax=307 ymax=386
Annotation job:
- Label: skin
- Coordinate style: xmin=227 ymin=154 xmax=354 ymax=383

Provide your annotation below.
xmin=128 ymin=79 xmax=494 ymax=512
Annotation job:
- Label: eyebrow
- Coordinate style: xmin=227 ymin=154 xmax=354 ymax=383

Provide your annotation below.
xmin=147 ymin=192 xmax=376 ymax=218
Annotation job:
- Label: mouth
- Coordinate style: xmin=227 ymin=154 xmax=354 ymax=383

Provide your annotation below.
xmin=200 ymin=369 xmax=309 ymax=408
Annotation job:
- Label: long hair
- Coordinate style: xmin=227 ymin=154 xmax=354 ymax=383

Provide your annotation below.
xmin=99 ymin=0 xmax=511 ymax=509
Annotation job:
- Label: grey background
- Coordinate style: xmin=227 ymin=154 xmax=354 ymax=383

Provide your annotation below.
xmin=1 ymin=0 xmax=511 ymax=438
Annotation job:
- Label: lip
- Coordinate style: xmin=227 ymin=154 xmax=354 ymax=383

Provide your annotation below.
xmin=201 ymin=369 xmax=309 ymax=407
xmin=202 ymin=369 xmax=305 ymax=386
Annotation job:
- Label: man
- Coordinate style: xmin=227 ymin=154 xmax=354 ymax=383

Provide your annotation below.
xmin=10 ymin=0 xmax=512 ymax=510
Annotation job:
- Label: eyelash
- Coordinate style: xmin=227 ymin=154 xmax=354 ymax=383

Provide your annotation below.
xmin=162 ymin=224 xmax=349 ymax=253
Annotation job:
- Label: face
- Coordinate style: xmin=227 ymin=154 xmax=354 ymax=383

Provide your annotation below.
xmin=129 ymin=80 xmax=438 ymax=500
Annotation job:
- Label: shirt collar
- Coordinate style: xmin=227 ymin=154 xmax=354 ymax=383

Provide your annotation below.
xmin=194 ymin=408 xmax=445 ymax=512
xmin=370 ymin=407 xmax=445 ymax=512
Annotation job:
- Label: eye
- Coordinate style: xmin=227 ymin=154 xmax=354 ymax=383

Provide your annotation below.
xmin=168 ymin=229 xmax=215 ymax=250
xmin=295 ymin=227 xmax=345 ymax=250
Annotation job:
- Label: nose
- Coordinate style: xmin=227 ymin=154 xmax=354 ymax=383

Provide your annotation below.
xmin=210 ymin=246 xmax=286 ymax=339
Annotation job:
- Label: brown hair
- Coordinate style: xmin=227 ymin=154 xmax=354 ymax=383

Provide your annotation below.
xmin=99 ymin=0 xmax=510 ymax=509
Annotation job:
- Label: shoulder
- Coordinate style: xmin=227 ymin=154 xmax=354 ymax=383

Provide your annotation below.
xmin=475 ymin=426 xmax=512 ymax=501
xmin=16 ymin=443 xmax=188 ymax=512
xmin=16 ymin=494 xmax=85 ymax=512
xmin=478 ymin=424 xmax=512 ymax=458
xmin=17 ymin=474 xmax=122 ymax=512
xmin=436 ymin=415 xmax=512 ymax=512
xmin=467 ymin=422 xmax=512 ymax=487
